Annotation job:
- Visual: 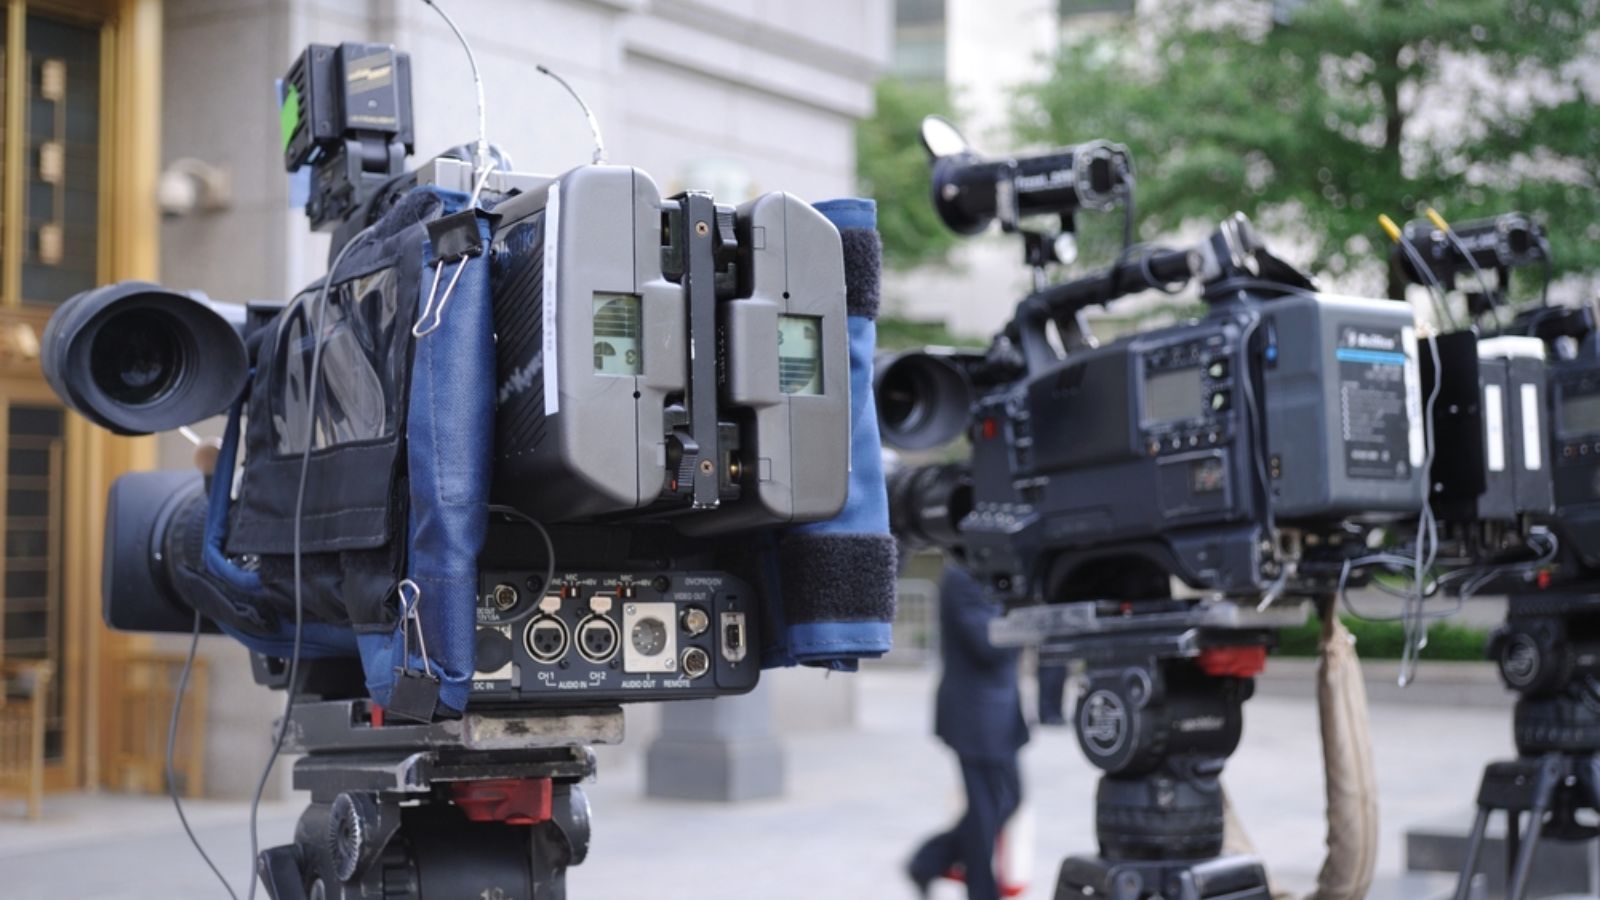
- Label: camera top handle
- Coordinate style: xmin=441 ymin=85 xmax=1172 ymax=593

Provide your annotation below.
xmin=1003 ymin=212 xmax=1273 ymax=373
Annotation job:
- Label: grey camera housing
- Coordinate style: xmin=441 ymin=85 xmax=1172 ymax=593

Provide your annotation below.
xmin=489 ymin=165 xmax=849 ymax=532
xmin=1262 ymin=292 xmax=1427 ymax=521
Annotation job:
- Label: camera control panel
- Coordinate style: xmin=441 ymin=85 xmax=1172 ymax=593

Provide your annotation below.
xmin=470 ymin=569 xmax=759 ymax=704
xmin=1138 ymin=333 xmax=1239 ymax=457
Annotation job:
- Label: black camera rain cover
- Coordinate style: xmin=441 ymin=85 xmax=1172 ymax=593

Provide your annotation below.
xmin=225 ymin=189 xmax=447 ymax=619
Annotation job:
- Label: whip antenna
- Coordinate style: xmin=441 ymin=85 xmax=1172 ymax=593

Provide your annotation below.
xmin=539 ymin=64 xmax=607 ymax=165
xmin=421 ymin=0 xmax=492 ymax=194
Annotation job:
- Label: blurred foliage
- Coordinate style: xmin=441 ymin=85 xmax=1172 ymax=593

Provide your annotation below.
xmin=1016 ymin=0 xmax=1600 ymax=298
xmin=875 ymin=315 xmax=988 ymax=351
xmin=1274 ymin=614 xmax=1488 ymax=660
xmin=857 ymin=78 xmax=960 ymax=270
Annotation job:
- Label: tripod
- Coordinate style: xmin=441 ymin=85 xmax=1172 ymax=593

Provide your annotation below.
xmin=993 ymin=600 xmax=1306 ymax=899
xmin=1454 ymin=590 xmax=1600 ymax=900
xmin=253 ymin=695 xmax=622 ymax=899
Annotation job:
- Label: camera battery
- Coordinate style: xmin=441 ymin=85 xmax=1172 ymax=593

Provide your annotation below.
xmin=1264 ymin=293 xmax=1427 ymax=521
xmin=1421 ymin=333 xmax=1551 ymax=523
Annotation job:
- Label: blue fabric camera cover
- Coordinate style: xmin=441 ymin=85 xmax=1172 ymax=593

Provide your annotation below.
xmin=203 ymin=188 xmax=894 ymax=714
xmin=205 ymin=187 xmax=490 ymax=716
xmin=353 ymin=204 xmax=494 ymax=715
xmin=760 ymin=198 xmax=897 ymax=669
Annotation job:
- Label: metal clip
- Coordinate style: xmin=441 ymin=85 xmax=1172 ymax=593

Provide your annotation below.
xmin=413 ymin=207 xmax=490 ymax=339
xmin=397 ymin=578 xmax=433 ymax=677
xmin=412 ymin=261 xmax=469 ymax=339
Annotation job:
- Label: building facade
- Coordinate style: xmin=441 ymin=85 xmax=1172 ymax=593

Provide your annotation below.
xmin=0 ymin=0 xmax=161 ymax=804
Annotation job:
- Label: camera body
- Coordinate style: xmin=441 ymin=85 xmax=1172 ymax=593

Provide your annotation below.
xmin=1386 ymin=213 xmax=1577 ymax=568
xmin=48 ymin=41 xmax=896 ymax=720
xmin=1421 ymin=333 xmax=1553 ymax=529
xmin=953 ymin=283 xmax=1424 ymax=604
xmin=882 ymin=122 xmax=1430 ymax=607
xmin=1545 ymin=349 xmax=1600 ymax=567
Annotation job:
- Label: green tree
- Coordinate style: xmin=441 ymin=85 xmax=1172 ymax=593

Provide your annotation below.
xmin=856 ymin=77 xmax=960 ymax=269
xmin=1015 ymin=0 xmax=1600 ymax=300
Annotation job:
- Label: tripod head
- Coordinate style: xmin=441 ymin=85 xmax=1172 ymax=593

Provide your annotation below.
xmin=1491 ymin=591 xmax=1600 ymax=757
xmin=250 ymin=673 xmax=620 ymax=899
xmin=993 ymin=600 xmax=1302 ymax=883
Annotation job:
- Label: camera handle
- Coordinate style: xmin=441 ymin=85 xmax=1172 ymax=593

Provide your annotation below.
xmin=1005 ymin=244 xmax=1195 ymax=371
xmin=1002 ymin=213 xmax=1281 ymax=375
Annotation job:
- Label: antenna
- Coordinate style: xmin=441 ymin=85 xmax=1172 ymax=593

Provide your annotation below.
xmin=420 ymin=0 xmax=495 ymax=202
xmin=539 ymin=65 xmax=608 ymax=165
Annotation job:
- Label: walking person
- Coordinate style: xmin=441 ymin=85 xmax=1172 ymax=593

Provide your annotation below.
xmin=1036 ymin=657 xmax=1069 ymax=726
xmin=907 ymin=562 xmax=1029 ymax=900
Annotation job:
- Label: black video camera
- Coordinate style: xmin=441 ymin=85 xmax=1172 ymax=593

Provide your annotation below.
xmin=1383 ymin=212 xmax=1575 ymax=574
xmin=42 ymin=42 xmax=896 ymax=722
xmin=881 ymin=118 xmax=1427 ymax=608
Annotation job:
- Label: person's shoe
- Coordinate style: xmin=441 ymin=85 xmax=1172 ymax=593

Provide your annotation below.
xmin=905 ymin=862 xmax=934 ymax=898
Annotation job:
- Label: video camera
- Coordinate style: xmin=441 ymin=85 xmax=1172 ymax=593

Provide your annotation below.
xmin=882 ymin=120 xmax=1426 ymax=608
xmin=1383 ymin=210 xmax=1600 ymax=574
xmin=1378 ymin=213 xmax=1600 ymax=899
xmin=881 ymin=118 xmax=1433 ymax=896
xmin=41 ymin=41 xmax=896 ymax=723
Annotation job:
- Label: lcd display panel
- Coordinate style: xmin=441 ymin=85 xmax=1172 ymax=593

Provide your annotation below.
xmin=593 ymin=293 xmax=642 ymax=376
xmin=778 ymin=315 xmax=822 ymax=395
xmin=1143 ymin=366 xmax=1205 ymax=425
xmin=1562 ymin=391 xmax=1600 ymax=435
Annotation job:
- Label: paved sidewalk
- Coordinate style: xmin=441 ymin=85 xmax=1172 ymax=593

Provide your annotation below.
xmin=0 ymin=667 xmax=1511 ymax=899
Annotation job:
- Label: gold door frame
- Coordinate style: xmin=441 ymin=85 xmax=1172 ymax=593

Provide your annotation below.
xmin=0 ymin=0 xmax=159 ymax=790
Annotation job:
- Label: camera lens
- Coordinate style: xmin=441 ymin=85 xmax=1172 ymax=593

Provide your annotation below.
xmin=90 ymin=308 xmax=182 ymax=407
xmin=888 ymin=463 xmax=973 ymax=553
xmin=878 ymin=364 xmax=930 ymax=435
xmin=1087 ymin=154 xmax=1114 ymax=195
xmin=1507 ymin=223 xmax=1531 ymax=255
xmin=875 ymin=352 xmax=974 ymax=450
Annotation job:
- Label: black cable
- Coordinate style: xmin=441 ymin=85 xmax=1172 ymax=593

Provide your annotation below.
xmin=1238 ymin=316 xmax=1275 ymax=540
xmin=170 ymin=610 xmax=240 ymax=900
xmin=488 ymin=504 xmax=557 ymax=596
xmin=245 ymin=226 xmax=368 ymax=900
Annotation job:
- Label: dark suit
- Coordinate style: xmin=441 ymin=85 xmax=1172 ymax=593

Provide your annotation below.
xmin=1037 ymin=659 xmax=1069 ymax=725
xmin=910 ymin=564 xmax=1028 ymax=900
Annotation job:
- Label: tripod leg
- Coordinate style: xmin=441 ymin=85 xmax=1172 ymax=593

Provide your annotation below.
xmin=1451 ymin=807 xmax=1492 ymax=900
xmin=1504 ymin=811 xmax=1520 ymax=894
xmin=1507 ymin=757 xmax=1563 ymax=900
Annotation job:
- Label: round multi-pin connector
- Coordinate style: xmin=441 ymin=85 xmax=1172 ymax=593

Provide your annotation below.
xmin=681 ymin=646 xmax=711 ymax=680
xmin=630 ymin=616 xmax=669 ymax=657
xmin=491 ymin=583 xmax=519 ymax=611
